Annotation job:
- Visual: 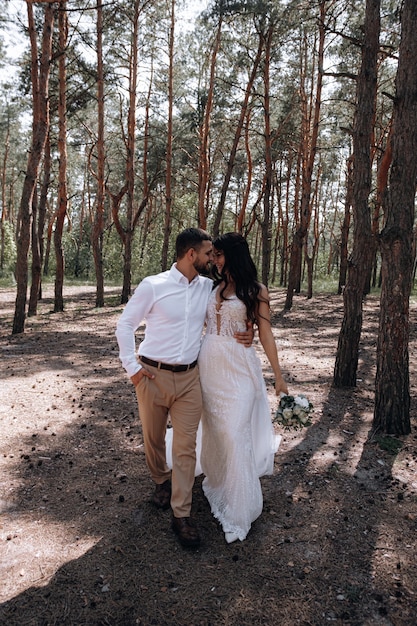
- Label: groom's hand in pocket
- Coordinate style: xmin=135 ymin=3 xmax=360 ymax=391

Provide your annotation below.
xmin=130 ymin=367 xmax=155 ymax=387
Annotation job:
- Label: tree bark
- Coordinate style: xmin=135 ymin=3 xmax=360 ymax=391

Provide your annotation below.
xmin=333 ymin=0 xmax=380 ymax=386
xmin=305 ymin=167 xmax=320 ymax=299
xmin=373 ymin=0 xmax=417 ymax=435
xmin=13 ymin=2 xmax=54 ymax=335
xmin=161 ymin=0 xmax=175 ymax=271
xmin=43 ymin=209 xmax=56 ymax=276
xmin=279 ymin=152 xmax=293 ymax=286
xmin=0 ymin=108 xmax=10 ymax=272
xmin=236 ymin=106 xmax=253 ymax=234
xmin=261 ymin=24 xmax=273 ymax=287
xmin=92 ymin=0 xmax=105 ymax=308
xmin=371 ymin=120 xmax=392 ymax=287
xmin=28 ymin=186 xmax=40 ymax=316
xmin=122 ymin=0 xmax=140 ymax=300
xmin=108 ymin=0 xmax=153 ymax=303
xmin=36 ymin=134 xmax=51 ymax=299
xmin=198 ymin=16 xmax=222 ymax=229
xmin=285 ymin=1 xmax=325 ymax=310
xmin=54 ymin=1 xmax=68 ymax=313
xmin=337 ymin=155 xmax=353 ymax=294
xmin=212 ymin=32 xmax=264 ymax=237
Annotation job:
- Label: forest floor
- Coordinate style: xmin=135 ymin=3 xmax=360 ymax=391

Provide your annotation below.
xmin=0 ymin=284 xmax=417 ymax=626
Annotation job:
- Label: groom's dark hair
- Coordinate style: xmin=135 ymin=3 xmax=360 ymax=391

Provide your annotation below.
xmin=176 ymin=228 xmax=212 ymax=259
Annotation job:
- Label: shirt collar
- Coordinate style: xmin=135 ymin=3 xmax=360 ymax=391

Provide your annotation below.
xmin=170 ymin=263 xmax=200 ymax=286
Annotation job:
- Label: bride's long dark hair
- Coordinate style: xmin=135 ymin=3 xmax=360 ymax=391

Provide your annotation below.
xmin=212 ymin=232 xmax=267 ymax=325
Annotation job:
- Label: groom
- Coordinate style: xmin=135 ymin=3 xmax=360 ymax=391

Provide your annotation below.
xmin=115 ymin=228 xmax=252 ymax=548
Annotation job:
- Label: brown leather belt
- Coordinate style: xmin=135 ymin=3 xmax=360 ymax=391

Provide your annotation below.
xmin=140 ymin=356 xmax=198 ymax=373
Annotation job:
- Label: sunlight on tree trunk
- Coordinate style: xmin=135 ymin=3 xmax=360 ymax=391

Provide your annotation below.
xmin=92 ymin=0 xmax=105 ymax=308
xmin=261 ymin=24 xmax=273 ymax=287
xmin=122 ymin=0 xmax=140 ymax=301
xmin=236 ymin=107 xmax=253 ymax=234
xmin=333 ymin=0 xmax=380 ymax=386
xmin=54 ymin=1 xmax=68 ymax=313
xmin=373 ymin=0 xmax=417 ymax=435
xmin=337 ymin=155 xmax=353 ymax=295
xmin=1 ymin=108 xmax=10 ymax=272
xmin=212 ymin=31 xmax=264 ymax=237
xmin=285 ymin=1 xmax=325 ymax=310
xmin=12 ymin=2 xmax=54 ymax=334
xmin=162 ymin=0 xmax=175 ymax=271
xmin=198 ymin=15 xmax=222 ymax=230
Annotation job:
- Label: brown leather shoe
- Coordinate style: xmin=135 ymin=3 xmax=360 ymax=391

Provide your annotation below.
xmin=171 ymin=516 xmax=201 ymax=548
xmin=151 ymin=480 xmax=171 ymax=510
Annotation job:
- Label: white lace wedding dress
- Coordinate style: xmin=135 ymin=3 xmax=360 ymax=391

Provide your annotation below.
xmin=198 ymin=287 xmax=281 ymax=542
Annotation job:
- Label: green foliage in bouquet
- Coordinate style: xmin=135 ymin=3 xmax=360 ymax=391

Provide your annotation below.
xmin=274 ymin=394 xmax=314 ymax=430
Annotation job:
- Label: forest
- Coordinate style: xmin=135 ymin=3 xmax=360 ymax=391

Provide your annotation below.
xmin=1 ymin=3 xmax=417 ymax=623
xmin=1 ymin=0 xmax=417 ymax=435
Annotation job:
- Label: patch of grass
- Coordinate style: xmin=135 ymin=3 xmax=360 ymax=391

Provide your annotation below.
xmin=105 ymin=294 xmax=123 ymax=307
xmin=328 ymin=463 xmax=340 ymax=476
xmin=375 ymin=435 xmax=403 ymax=455
xmin=0 ymin=275 xmax=16 ymax=288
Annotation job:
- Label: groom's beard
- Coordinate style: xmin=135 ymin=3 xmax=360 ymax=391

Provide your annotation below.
xmin=194 ymin=260 xmax=212 ymax=276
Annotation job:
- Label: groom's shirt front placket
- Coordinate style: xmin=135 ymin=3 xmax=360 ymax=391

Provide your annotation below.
xmin=115 ymin=263 xmax=212 ymax=378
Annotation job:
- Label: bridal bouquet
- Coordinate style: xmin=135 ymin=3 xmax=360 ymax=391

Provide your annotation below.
xmin=274 ymin=394 xmax=313 ymax=430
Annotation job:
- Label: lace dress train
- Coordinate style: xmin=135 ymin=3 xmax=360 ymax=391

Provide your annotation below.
xmin=198 ymin=288 xmax=280 ymax=542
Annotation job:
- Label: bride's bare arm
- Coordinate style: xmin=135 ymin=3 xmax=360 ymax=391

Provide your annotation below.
xmin=257 ymin=285 xmax=288 ymax=395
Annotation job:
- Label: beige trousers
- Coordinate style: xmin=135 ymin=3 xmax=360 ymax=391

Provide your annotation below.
xmin=135 ymin=363 xmax=202 ymax=517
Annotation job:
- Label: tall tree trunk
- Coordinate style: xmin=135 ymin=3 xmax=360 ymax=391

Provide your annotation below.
xmin=43 ymin=209 xmax=56 ymax=276
xmin=0 ymin=107 xmax=10 ymax=272
xmin=333 ymin=0 xmax=380 ymax=386
xmin=108 ymin=5 xmax=153 ymax=302
xmin=13 ymin=2 xmax=54 ymax=335
xmin=271 ymin=170 xmax=281 ymax=285
xmin=54 ymin=1 xmax=68 ymax=313
xmin=161 ymin=0 xmax=175 ymax=270
xmin=36 ymin=134 xmax=51 ymax=300
xmin=372 ymin=121 xmax=392 ymax=287
xmin=261 ymin=24 xmax=273 ymax=286
xmin=373 ymin=0 xmax=417 ymax=435
xmin=279 ymin=152 xmax=293 ymax=286
xmin=139 ymin=198 xmax=154 ymax=264
xmin=121 ymin=0 xmax=140 ymax=301
xmin=212 ymin=32 xmax=264 ymax=237
xmin=338 ymin=154 xmax=353 ymax=295
xmin=305 ymin=167 xmax=321 ymax=299
xmin=75 ymin=149 xmax=87 ymax=278
xmin=198 ymin=15 xmax=222 ymax=229
xmin=236 ymin=107 xmax=253 ymax=234
xmin=28 ymin=186 xmax=40 ymax=316
xmin=285 ymin=1 xmax=325 ymax=310
xmin=92 ymin=0 xmax=105 ymax=308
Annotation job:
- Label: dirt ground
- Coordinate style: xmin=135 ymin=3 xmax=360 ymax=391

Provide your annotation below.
xmin=0 ymin=284 xmax=416 ymax=626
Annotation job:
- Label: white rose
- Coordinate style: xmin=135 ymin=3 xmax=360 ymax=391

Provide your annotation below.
xmin=295 ymin=396 xmax=310 ymax=410
xmin=283 ymin=408 xmax=293 ymax=420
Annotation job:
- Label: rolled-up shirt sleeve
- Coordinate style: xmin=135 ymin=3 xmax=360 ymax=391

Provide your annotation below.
xmin=115 ymin=280 xmax=154 ymax=377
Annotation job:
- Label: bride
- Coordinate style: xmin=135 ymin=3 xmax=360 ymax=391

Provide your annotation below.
xmin=199 ymin=232 xmax=288 ymax=544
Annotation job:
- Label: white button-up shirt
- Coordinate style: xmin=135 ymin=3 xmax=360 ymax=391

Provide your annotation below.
xmin=115 ymin=264 xmax=213 ymax=377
